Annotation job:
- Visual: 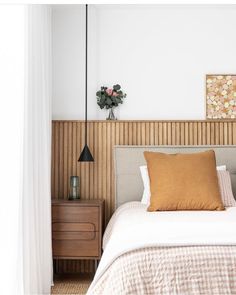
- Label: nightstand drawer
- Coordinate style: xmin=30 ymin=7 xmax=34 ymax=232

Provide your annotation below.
xmin=53 ymin=231 xmax=96 ymax=240
xmin=52 ymin=222 xmax=95 ymax=232
xmin=53 ymin=232 xmax=99 ymax=257
xmin=52 ymin=206 xmax=99 ymax=231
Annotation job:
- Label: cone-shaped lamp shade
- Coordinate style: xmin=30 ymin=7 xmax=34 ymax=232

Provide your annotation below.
xmin=78 ymin=144 xmax=94 ymax=162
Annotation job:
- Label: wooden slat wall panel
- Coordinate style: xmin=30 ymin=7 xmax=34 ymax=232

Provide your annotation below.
xmin=52 ymin=120 xmax=235 ymax=274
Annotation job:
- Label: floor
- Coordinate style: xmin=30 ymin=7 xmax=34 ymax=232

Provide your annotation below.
xmin=51 ymin=274 xmax=93 ymax=295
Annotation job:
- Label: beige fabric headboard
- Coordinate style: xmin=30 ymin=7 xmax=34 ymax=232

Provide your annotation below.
xmin=114 ymin=145 xmax=236 ymax=208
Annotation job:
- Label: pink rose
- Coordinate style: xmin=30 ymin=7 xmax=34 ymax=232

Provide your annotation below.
xmin=106 ymin=88 xmax=113 ymax=96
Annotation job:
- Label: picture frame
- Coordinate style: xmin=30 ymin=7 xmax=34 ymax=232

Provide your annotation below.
xmin=206 ymin=74 xmax=236 ymax=120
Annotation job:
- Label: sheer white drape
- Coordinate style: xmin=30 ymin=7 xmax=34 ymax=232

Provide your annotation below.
xmin=20 ymin=5 xmax=53 ymax=295
xmin=0 ymin=5 xmax=24 ymax=295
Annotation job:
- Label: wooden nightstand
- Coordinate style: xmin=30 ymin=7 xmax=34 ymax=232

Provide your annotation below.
xmin=52 ymin=199 xmax=104 ymax=268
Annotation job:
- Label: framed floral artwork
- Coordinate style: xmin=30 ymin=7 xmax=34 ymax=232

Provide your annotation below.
xmin=206 ymin=74 xmax=236 ymax=120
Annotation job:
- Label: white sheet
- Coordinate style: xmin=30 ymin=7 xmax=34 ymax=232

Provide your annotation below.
xmin=89 ymin=202 xmax=236 ymax=291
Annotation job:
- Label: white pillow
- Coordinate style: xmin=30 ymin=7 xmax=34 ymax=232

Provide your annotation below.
xmin=140 ymin=165 xmax=151 ymax=205
xmin=140 ymin=165 xmax=235 ymax=206
xmin=217 ymin=165 xmax=227 ymax=171
xmin=218 ymin=170 xmax=236 ymax=207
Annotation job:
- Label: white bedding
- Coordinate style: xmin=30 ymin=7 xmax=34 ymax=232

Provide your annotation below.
xmin=88 ymin=202 xmax=236 ymax=292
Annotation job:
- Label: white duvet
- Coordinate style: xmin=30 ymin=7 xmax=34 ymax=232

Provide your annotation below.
xmin=88 ymin=202 xmax=236 ymax=292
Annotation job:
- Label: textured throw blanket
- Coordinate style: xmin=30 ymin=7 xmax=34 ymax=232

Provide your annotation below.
xmin=87 ymin=202 xmax=236 ymax=295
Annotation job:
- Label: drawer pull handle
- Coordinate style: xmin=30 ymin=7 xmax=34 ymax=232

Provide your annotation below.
xmin=52 ymin=231 xmax=97 ymax=241
xmin=52 ymin=222 xmax=96 ymax=232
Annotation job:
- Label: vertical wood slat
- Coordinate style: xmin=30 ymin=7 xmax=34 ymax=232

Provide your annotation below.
xmin=233 ymin=123 xmax=236 ymax=144
xmin=51 ymin=120 xmax=235 ymax=273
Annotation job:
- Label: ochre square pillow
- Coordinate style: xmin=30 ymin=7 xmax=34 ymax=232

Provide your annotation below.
xmin=144 ymin=150 xmax=225 ymax=211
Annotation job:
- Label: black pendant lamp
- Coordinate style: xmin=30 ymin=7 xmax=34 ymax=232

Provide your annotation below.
xmin=78 ymin=4 xmax=94 ymax=162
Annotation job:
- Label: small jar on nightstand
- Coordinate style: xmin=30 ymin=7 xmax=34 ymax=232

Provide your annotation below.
xmin=52 ymin=199 xmax=104 ymax=270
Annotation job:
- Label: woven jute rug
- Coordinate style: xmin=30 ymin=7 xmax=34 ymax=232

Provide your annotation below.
xmin=51 ymin=274 xmax=92 ymax=295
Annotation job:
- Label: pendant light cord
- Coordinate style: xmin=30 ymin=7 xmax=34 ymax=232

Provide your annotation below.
xmin=85 ymin=4 xmax=88 ymax=145
xmin=78 ymin=4 xmax=94 ymax=162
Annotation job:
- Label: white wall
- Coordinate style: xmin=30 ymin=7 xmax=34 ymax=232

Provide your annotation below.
xmin=52 ymin=5 xmax=236 ymax=120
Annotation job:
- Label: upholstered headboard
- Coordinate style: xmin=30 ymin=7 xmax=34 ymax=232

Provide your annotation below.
xmin=114 ymin=145 xmax=236 ymax=208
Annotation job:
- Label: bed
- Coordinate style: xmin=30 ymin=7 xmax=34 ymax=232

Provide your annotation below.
xmin=87 ymin=146 xmax=236 ymax=295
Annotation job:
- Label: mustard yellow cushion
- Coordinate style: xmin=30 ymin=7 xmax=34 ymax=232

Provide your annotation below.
xmin=144 ymin=150 xmax=224 ymax=211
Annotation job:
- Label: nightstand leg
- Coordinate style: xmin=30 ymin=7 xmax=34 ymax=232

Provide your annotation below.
xmin=53 ymin=259 xmax=57 ymax=275
xmin=94 ymin=260 xmax=98 ymax=271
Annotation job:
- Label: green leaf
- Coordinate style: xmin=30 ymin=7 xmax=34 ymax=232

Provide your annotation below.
xmin=100 ymin=96 xmax=105 ymax=103
xmin=96 ymin=91 xmax=102 ymax=98
xmin=97 ymin=101 xmax=105 ymax=109
xmin=106 ymin=98 xmax=112 ymax=105
xmin=113 ymin=84 xmax=121 ymax=91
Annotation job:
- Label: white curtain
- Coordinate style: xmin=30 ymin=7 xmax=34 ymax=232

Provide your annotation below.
xmin=0 ymin=5 xmax=24 ymax=295
xmin=20 ymin=5 xmax=53 ymax=295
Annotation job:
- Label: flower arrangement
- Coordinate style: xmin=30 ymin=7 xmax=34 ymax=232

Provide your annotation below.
xmin=96 ymin=84 xmax=126 ymax=119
